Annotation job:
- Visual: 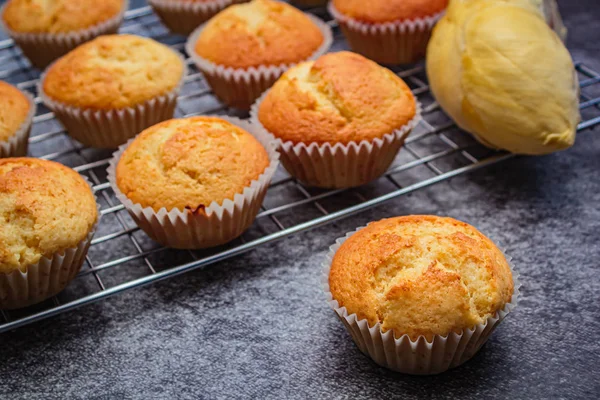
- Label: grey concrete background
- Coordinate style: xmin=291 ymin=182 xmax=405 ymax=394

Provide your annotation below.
xmin=1 ymin=1 xmax=600 ymax=399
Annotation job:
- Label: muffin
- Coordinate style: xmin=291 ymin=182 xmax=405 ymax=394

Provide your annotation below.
xmin=329 ymin=0 xmax=448 ymax=64
xmin=186 ymin=0 xmax=332 ymax=110
xmin=325 ymin=216 xmax=519 ymax=374
xmin=0 ymin=158 xmax=98 ymax=309
xmin=107 ymin=116 xmax=279 ymax=249
xmin=0 ymin=81 xmax=35 ymax=158
xmin=149 ymin=0 xmax=249 ymax=35
xmin=251 ymin=51 xmax=420 ymax=188
xmin=1 ymin=0 xmax=126 ymax=69
xmin=40 ymin=34 xmax=186 ymax=149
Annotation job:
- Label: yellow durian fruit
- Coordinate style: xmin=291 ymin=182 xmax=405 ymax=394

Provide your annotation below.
xmin=426 ymin=0 xmax=580 ymax=155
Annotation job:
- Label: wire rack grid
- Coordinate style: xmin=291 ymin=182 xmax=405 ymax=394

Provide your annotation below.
xmin=0 ymin=4 xmax=599 ymax=333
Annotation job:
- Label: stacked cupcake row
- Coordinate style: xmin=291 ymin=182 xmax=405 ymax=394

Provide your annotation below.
xmin=1 ymin=0 xmax=448 ymax=69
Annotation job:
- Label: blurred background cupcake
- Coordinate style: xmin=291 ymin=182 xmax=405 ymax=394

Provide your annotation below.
xmin=1 ymin=0 xmax=127 ymax=69
xmin=329 ymin=0 xmax=448 ymax=64
xmin=0 ymin=81 xmax=35 ymax=158
xmin=148 ymin=0 xmax=249 ymax=36
xmin=186 ymin=0 xmax=332 ymax=110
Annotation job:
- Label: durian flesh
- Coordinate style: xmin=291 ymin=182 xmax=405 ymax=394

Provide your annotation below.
xmin=426 ymin=0 xmax=580 ymax=155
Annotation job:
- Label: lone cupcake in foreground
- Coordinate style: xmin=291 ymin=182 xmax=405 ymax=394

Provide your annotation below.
xmin=252 ymin=51 xmax=419 ymax=188
xmin=0 ymin=158 xmax=98 ymax=309
xmin=40 ymin=34 xmax=186 ymax=149
xmin=1 ymin=0 xmax=126 ymax=68
xmin=325 ymin=215 xmax=518 ymax=374
xmin=108 ymin=116 xmax=279 ymax=249
xmin=186 ymin=0 xmax=332 ymax=109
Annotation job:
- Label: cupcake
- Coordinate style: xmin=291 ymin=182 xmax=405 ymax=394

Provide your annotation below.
xmin=251 ymin=51 xmax=420 ymax=188
xmin=325 ymin=215 xmax=519 ymax=375
xmin=149 ymin=0 xmax=249 ymax=35
xmin=0 ymin=81 xmax=36 ymax=158
xmin=1 ymin=0 xmax=127 ymax=69
xmin=40 ymin=34 xmax=186 ymax=149
xmin=186 ymin=0 xmax=332 ymax=110
xmin=329 ymin=0 xmax=448 ymax=64
xmin=0 ymin=158 xmax=99 ymax=309
xmin=107 ymin=116 xmax=279 ymax=249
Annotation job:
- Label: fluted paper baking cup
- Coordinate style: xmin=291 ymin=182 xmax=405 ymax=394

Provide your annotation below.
xmin=185 ymin=14 xmax=333 ymax=110
xmin=250 ymin=91 xmax=422 ymax=188
xmin=322 ymin=226 xmax=521 ymax=375
xmin=107 ymin=116 xmax=280 ymax=249
xmin=0 ymin=178 xmax=100 ymax=310
xmin=329 ymin=3 xmax=443 ymax=64
xmin=38 ymin=53 xmax=188 ymax=149
xmin=149 ymin=0 xmax=247 ymax=35
xmin=0 ymin=89 xmax=36 ymax=158
xmin=0 ymin=0 xmax=127 ymax=69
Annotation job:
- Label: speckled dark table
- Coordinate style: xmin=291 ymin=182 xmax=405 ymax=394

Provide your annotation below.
xmin=1 ymin=1 xmax=600 ymax=399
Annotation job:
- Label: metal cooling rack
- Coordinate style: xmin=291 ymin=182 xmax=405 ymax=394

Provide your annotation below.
xmin=1 ymin=4 xmax=599 ymax=333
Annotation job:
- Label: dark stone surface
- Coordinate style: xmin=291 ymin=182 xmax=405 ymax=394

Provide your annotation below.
xmin=1 ymin=1 xmax=600 ymax=399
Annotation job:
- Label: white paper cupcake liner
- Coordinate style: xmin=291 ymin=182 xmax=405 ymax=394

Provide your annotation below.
xmin=149 ymin=0 xmax=247 ymax=35
xmin=329 ymin=3 xmax=444 ymax=64
xmin=0 ymin=177 xmax=101 ymax=310
xmin=107 ymin=116 xmax=280 ymax=249
xmin=0 ymin=0 xmax=128 ymax=69
xmin=185 ymin=14 xmax=333 ymax=110
xmin=250 ymin=90 xmax=422 ymax=188
xmin=323 ymin=225 xmax=521 ymax=375
xmin=0 ymin=89 xmax=36 ymax=158
xmin=38 ymin=52 xmax=188 ymax=149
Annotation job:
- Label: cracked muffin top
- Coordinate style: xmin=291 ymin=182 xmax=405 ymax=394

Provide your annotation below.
xmin=0 ymin=158 xmax=98 ymax=273
xmin=42 ymin=34 xmax=184 ymax=110
xmin=193 ymin=0 xmax=324 ymax=69
xmin=2 ymin=0 xmax=125 ymax=34
xmin=331 ymin=0 xmax=448 ymax=23
xmin=0 ymin=81 xmax=32 ymax=142
xmin=328 ymin=215 xmax=514 ymax=340
xmin=116 ymin=117 xmax=270 ymax=212
xmin=257 ymin=51 xmax=416 ymax=145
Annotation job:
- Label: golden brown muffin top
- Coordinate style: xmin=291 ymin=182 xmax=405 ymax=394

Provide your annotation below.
xmin=2 ymin=0 xmax=124 ymax=34
xmin=42 ymin=34 xmax=185 ymax=110
xmin=0 ymin=81 xmax=31 ymax=142
xmin=0 ymin=158 xmax=98 ymax=273
xmin=332 ymin=0 xmax=448 ymax=23
xmin=329 ymin=215 xmax=514 ymax=341
xmin=116 ymin=117 xmax=270 ymax=212
xmin=258 ymin=51 xmax=416 ymax=144
xmin=194 ymin=0 xmax=324 ymax=68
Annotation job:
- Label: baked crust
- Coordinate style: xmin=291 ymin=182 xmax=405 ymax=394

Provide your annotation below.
xmin=329 ymin=215 xmax=514 ymax=340
xmin=258 ymin=51 xmax=416 ymax=144
xmin=116 ymin=117 xmax=270 ymax=211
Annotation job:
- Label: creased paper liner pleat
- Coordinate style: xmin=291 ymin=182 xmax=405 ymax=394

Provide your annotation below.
xmin=39 ymin=52 xmax=188 ymax=149
xmin=0 ymin=89 xmax=36 ymax=158
xmin=329 ymin=3 xmax=444 ymax=65
xmin=107 ymin=116 xmax=280 ymax=250
xmin=0 ymin=0 xmax=128 ymax=69
xmin=185 ymin=14 xmax=333 ymax=110
xmin=250 ymin=91 xmax=422 ymax=189
xmin=149 ymin=0 xmax=247 ymax=35
xmin=0 ymin=178 xmax=100 ymax=310
xmin=322 ymin=225 xmax=521 ymax=375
